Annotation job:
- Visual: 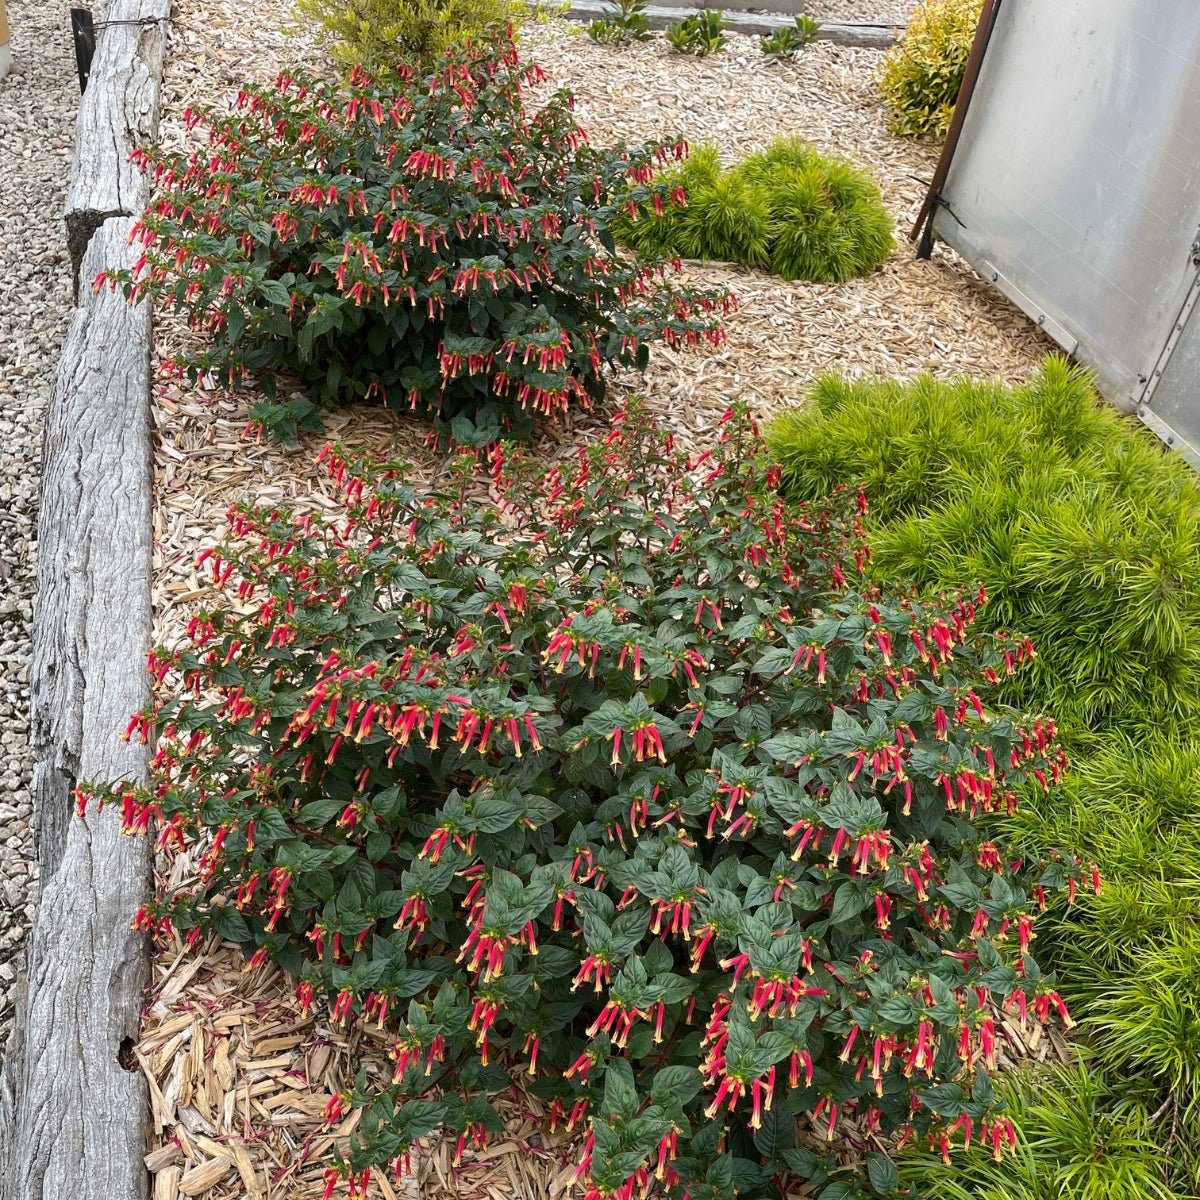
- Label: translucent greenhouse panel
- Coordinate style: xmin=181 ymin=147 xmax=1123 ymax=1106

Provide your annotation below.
xmin=931 ymin=0 xmax=1200 ymax=408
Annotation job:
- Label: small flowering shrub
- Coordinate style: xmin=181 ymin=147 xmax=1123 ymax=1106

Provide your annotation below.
xmin=878 ymin=0 xmax=982 ymax=138
xmin=98 ymin=35 xmax=732 ymax=442
xmin=88 ymin=403 xmax=1091 ymax=1199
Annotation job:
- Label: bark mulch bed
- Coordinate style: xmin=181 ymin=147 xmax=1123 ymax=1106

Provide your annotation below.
xmin=138 ymin=8 xmax=1061 ymax=1199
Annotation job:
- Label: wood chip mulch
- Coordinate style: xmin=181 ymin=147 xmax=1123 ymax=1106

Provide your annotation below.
xmin=139 ymin=5 xmax=1065 ymax=1198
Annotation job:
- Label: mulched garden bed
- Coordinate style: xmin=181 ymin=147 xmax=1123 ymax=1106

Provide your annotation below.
xmin=136 ymin=6 xmax=1062 ymax=1199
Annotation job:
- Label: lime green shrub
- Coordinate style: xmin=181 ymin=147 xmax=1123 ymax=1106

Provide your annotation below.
xmin=879 ymin=0 xmax=982 ymax=138
xmin=1005 ymin=731 xmax=1200 ymax=1120
xmin=898 ymin=1062 xmax=1180 ymax=1200
xmin=765 ymin=358 xmax=1200 ymax=1192
xmin=765 ymin=359 xmax=1200 ymax=736
xmin=295 ymin=0 xmax=525 ymax=75
xmin=617 ymin=136 xmax=894 ymax=283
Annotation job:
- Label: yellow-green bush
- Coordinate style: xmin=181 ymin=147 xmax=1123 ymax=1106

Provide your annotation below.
xmin=879 ymin=0 xmax=981 ymax=138
xmin=295 ymin=0 xmax=526 ymax=75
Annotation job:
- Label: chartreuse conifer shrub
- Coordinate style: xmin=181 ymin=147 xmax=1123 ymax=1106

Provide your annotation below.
xmin=765 ymin=359 xmax=1200 ymax=1193
xmin=85 ymin=402 xmax=1091 ymax=1200
xmin=878 ymin=0 xmax=982 ymax=138
xmin=897 ymin=1062 xmax=1180 ymax=1200
xmin=614 ymin=137 xmax=893 ymax=283
xmin=765 ymin=358 xmax=1200 ymax=736
xmin=294 ymin=0 xmax=526 ymax=75
xmin=96 ymin=35 xmax=733 ymax=443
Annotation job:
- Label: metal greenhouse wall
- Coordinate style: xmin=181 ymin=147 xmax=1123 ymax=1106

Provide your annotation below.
xmin=914 ymin=0 xmax=1200 ymax=464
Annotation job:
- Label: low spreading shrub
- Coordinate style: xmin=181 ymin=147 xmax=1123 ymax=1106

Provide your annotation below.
xmin=89 ymin=402 xmax=1087 ymax=1199
xmin=1004 ymin=730 xmax=1200 ymax=1133
xmin=587 ymin=0 xmax=653 ymax=44
xmin=295 ymin=0 xmax=525 ymax=75
xmin=760 ymin=15 xmax=821 ymax=61
xmin=878 ymin=0 xmax=981 ymax=138
xmin=664 ymin=11 xmax=728 ymax=55
xmin=97 ymin=35 xmax=732 ymax=442
xmin=766 ymin=359 xmax=1200 ymax=1192
xmin=615 ymin=136 xmax=894 ymax=283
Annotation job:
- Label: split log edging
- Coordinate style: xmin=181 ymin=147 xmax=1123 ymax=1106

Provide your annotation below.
xmin=0 ymin=0 xmax=169 ymax=1194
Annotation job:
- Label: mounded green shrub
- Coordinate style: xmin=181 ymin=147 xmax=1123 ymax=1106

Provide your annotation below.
xmin=878 ymin=0 xmax=982 ymax=138
xmin=765 ymin=357 xmax=1200 ymax=1193
xmin=897 ymin=1062 xmax=1180 ymax=1200
xmin=88 ymin=401 xmax=1088 ymax=1199
xmin=765 ymin=359 xmax=1200 ymax=736
xmin=295 ymin=0 xmax=526 ymax=75
xmin=615 ymin=136 xmax=894 ymax=283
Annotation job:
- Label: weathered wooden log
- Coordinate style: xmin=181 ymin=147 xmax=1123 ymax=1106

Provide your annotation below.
xmin=0 ymin=217 xmax=154 ymax=1200
xmin=64 ymin=0 xmax=170 ymax=287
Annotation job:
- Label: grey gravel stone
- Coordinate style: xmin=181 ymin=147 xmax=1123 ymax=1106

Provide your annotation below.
xmin=0 ymin=0 xmax=81 ymax=1050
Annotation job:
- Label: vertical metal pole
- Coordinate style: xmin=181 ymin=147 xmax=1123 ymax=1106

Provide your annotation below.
xmin=0 ymin=0 xmax=12 ymax=82
xmin=910 ymin=0 xmax=1004 ymax=256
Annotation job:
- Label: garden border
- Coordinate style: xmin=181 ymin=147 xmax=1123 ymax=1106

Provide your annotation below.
xmin=0 ymin=1 xmax=169 ymax=1197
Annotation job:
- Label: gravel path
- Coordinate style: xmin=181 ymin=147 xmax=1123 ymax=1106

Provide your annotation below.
xmin=809 ymin=0 xmax=915 ymax=24
xmin=0 ymin=1 xmax=81 ymax=1048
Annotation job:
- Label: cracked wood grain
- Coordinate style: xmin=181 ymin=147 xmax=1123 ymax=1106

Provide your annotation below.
xmin=0 ymin=218 xmax=154 ymax=1200
xmin=64 ymin=0 xmax=171 ymax=288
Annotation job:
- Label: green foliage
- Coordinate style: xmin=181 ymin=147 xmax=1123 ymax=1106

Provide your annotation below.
xmin=1004 ymin=730 xmax=1200 ymax=1134
xmin=295 ymin=0 xmax=525 ymax=75
xmin=898 ymin=1062 xmax=1182 ymax=1200
xmin=87 ymin=402 xmax=1085 ymax=1199
xmin=766 ymin=359 xmax=1200 ymax=1192
xmin=665 ymin=10 xmax=728 ymax=55
xmin=98 ymin=36 xmax=732 ymax=443
xmin=765 ymin=358 xmax=1200 ymax=736
xmin=760 ymin=14 xmax=821 ymax=60
xmin=587 ymin=0 xmax=652 ymax=44
xmin=615 ymin=136 xmax=894 ymax=283
xmin=878 ymin=0 xmax=981 ymax=138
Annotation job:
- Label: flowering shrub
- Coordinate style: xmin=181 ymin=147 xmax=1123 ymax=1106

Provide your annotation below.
xmin=87 ymin=402 xmax=1092 ymax=1198
xmin=878 ymin=0 xmax=982 ymax=138
xmin=97 ymin=35 xmax=732 ymax=441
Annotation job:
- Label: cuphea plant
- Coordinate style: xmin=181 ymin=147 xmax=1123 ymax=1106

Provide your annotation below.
xmin=96 ymin=35 xmax=732 ymax=442
xmin=87 ymin=402 xmax=1093 ymax=1199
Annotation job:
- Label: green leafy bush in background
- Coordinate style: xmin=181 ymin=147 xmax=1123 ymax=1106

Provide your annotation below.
xmin=878 ymin=0 xmax=982 ymax=138
xmin=766 ymin=358 xmax=1200 ymax=1195
xmin=664 ymin=10 xmax=728 ymax=55
xmin=89 ymin=402 xmax=1087 ymax=1199
xmin=587 ymin=0 xmax=652 ymax=44
xmin=760 ymin=14 xmax=821 ymax=61
xmin=295 ymin=0 xmax=525 ymax=75
xmin=766 ymin=359 xmax=1200 ymax=736
xmin=616 ymin=136 xmax=894 ymax=283
xmin=100 ymin=36 xmax=732 ymax=442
